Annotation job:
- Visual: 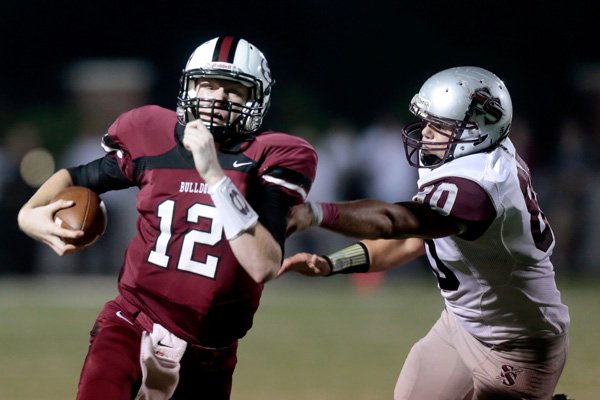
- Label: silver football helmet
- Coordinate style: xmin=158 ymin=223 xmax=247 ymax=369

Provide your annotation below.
xmin=402 ymin=66 xmax=513 ymax=168
xmin=177 ymin=36 xmax=274 ymax=143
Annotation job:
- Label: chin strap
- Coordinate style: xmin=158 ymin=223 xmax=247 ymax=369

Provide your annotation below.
xmin=420 ymin=152 xmax=445 ymax=167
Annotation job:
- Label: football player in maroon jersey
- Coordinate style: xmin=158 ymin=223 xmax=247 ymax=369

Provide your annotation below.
xmin=280 ymin=67 xmax=570 ymax=399
xmin=18 ymin=36 xmax=317 ymax=399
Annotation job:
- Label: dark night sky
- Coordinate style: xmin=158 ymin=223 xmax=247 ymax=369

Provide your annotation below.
xmin=1 ymin=0 xmax=598 ymax=149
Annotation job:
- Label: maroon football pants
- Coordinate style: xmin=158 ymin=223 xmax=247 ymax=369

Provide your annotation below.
xmin=76 ymin=298 xmax=238 ymax=400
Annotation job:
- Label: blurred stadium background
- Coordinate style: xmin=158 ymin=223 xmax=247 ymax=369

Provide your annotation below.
xmin=2 ymin=1 xmax=599 ymax=398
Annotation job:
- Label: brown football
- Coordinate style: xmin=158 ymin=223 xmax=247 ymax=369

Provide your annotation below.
xmin=51 ymin=186 xmax=107 ymax=246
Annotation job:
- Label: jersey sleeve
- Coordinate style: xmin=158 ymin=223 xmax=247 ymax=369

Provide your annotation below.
xmin=255 ymin=133 xmax=318 ymax=204
xmin=247 ymin=132 xmax=318 ymax=249
xmin=101 ymin=108 xmax=142 ymax=182
xmin=415 ymin=176 xmax=496 ymax=240
xmin=101 ymin=105 xmax=179 ymax=183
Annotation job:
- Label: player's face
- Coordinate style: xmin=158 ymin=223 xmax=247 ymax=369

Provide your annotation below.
xmin=195 ymin=78 xmax=250 ymax=126
xmin=421 ymin=122 xmax=453 ymax=160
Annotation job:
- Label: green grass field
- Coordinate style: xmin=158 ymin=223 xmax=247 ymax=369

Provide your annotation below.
xmin=0 ymin=275 xmax=598 ymax=399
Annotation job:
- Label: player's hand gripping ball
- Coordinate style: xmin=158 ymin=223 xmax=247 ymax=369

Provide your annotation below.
xmin=52 ymin=186 xmax=107 ymax=246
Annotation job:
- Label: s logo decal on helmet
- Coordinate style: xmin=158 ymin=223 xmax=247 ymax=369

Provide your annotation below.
xmin=468 ymin=88 xmax=504 ymax=126
xmin=177 ymin=36 xmax=275 ymax=143
xmin=402 ymin=66 xmax=513 ymax=168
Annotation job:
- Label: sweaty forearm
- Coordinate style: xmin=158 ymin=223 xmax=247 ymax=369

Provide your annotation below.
xmin=312 ymin=199 xmax=461 ymax=239
xmin=316 ymin=199 xmax=420 ymax=239
xmin=20 ymin=169 xmax=73 ymax=210
xmin=229 ymin=223 xmax=282 ymax=283
xmin=363 ymin=238 xmax=425 ymax=272
xmin=321 ymin=237 xmax=425 ymax=276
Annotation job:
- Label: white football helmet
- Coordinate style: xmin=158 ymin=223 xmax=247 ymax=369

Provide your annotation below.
xmin=402 ymin=66 xmax=513 ymax=168
xmin=177 ymin=36 xmax=274 ymax=143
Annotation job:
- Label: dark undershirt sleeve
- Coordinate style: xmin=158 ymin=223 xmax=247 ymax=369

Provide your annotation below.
xmin=250 ymin=184 xmax=295 ymax=254
xmin=67 ymin=155 xmax=134 ymax=194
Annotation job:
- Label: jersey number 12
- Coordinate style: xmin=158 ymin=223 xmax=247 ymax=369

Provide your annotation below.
xmin=147 ymin=200 xmax=223 ymax=278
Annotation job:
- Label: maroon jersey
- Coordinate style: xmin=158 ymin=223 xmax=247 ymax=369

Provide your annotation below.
xmin=100 ymin=105 xmax=317 ymax=347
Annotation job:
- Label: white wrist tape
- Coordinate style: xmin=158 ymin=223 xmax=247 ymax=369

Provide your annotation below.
xmin=209 ymin=176 xmax=259 ymax=240
xmin=307 ymin=201 xmax=324 ymax=226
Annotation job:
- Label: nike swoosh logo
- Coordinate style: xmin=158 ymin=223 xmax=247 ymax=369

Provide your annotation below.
xmin=233 ymin=160 xmax=253 ymax=168
xmin=158 ymin=340 xmax=173 ymax=348
xmin=116 ymin=310 xmax=134 ymax=325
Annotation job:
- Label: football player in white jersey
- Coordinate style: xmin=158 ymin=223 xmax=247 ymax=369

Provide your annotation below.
xmin=279 ymin=67 xmax=570 ymax=400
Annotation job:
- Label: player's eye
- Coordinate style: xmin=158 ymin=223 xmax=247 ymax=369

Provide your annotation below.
xmin=197 ymin=80 xmax=215 ymax=89
xmin=429 ymin=123 xmax=452 ymax=136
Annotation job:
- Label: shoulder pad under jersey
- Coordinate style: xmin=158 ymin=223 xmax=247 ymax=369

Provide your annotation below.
xmin=103 ymin=105 xmax=179 ymax=159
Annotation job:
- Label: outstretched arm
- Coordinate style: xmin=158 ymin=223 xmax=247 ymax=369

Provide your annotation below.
xmin=278 ymin=237 xmax=425 ymax=277
xmin=363 ymin=237 xmax=425 ymax=271
xmin=287 ymin=200 xmax=464 ymax=240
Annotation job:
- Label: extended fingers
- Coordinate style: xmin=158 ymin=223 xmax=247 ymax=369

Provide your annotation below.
xmin=45 ymin=235 xmax=79 ymax=256
xmin=287 ymin=203 xmax=313 ymax=232
xmin=278 ymin=252 xmax=320 ymax=277
xmin=49 ymin=199 xmax=74 ymax=211
xmin=52 ymin=225 xmax=85 ymax=240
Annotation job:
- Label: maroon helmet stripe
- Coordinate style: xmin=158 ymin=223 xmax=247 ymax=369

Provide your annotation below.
xmin=213 ymin=36 xmax=239 ymax=63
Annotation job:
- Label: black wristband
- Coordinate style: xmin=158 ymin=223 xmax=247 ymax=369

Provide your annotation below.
xmin=323 ymin=242 xmax=370 ymax=276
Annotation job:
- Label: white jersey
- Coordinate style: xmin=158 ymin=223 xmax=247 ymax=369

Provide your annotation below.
xmin=415 ymin=139 xmax=569 ymax=344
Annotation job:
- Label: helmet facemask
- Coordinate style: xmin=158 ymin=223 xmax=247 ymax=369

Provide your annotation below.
xmin=177 ymin=71 xmax=267 ymax=144
xmin=176 ymin=37 xmax=274 ymax=145
xmin=402 ymin=113 xmax=481 ymax=168
xmin=178 ymin=77 xmax=252 ymax=144
xmin=402 ymin=66 xmax=513 ymax=169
